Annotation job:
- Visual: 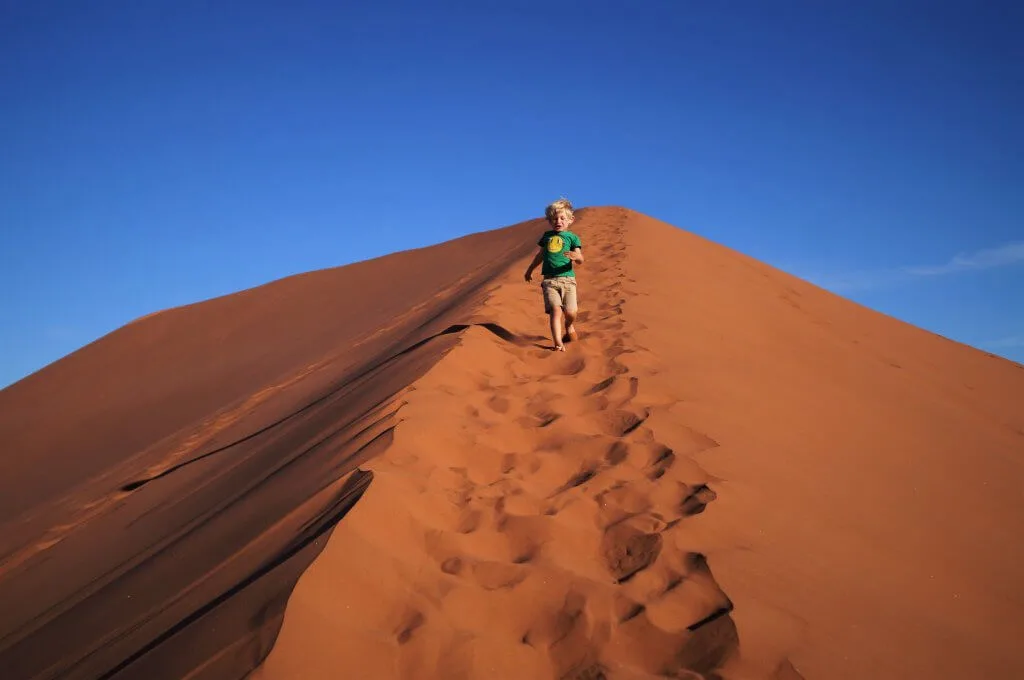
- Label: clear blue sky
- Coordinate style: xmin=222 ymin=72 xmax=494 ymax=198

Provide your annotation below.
xmin=2 ymin=1 xmax=1022 ymax=388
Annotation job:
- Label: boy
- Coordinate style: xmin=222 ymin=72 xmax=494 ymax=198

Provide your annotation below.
xmin=524 ymin=198 xmax=584 ymax=351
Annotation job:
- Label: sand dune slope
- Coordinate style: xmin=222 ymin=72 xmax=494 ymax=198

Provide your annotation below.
xmin=255 ymin=207 xmax=1024 ymax=679
xmin=621 ymin=209 xmax=1024 ymax=679
xmin=3 ymin=206 xmax=1022 ymax=680
xmin=0 ymin=217 xmax=545 ymax=679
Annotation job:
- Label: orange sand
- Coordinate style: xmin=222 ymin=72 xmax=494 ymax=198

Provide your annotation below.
xmin=254 ymin=208 xmax=1024 ymax=679
xmin=1 ymin=207 xmax=1022 ymax=679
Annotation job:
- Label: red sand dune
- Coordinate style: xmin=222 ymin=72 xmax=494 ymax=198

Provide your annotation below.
xmin=1 ymin=207 xmax=1022 ymax=679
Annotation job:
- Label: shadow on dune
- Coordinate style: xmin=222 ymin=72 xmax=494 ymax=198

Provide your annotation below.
xmin=99 ymin=470 xmax=373 ymax=680
xmin=0 ymin=316 xmax=551 ymax=680
xmin=120 ymin=321 xmax=535 ymax=493
xmin=0 ymin=333 xmax=434 ymax=680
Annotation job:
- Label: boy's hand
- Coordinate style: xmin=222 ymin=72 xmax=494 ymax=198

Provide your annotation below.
xmin=565 ymin=250 xmax=580 ymax=263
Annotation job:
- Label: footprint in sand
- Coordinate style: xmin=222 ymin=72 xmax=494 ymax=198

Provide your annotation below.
xmin=487 ymin=394 xmax=510 ymax=413
xmin=592 ymin=319 xmax=627 ymax=334
xmin=440 ymin=557 xmax=463 ymax=575
xmin=550 ymin=464 xmax=599 ymax=497
xmin=679 ymin=484 xmax=717 ymax=517
xmin=598 ymin=297 xmax=626 ymax=311
xmin=584 ymin=376 xmax=639 ymax=411
xmin=523 ymin=590 xmax=594 ymax=676
xmin=585 ymin=376 xmax=616 ymax=395
xmin=557 ymin=355 xmax=587 ymax=376
xmin=602 ymin=523 xmax=663 ymax=583
xmin=605 ymin=441 xmax=629 ymax=465
xmin=565 ymin=664 xmax=615 ymax=680
xmin=607 ymin=358 xmax=630 ymax=375
xmin=482 ymin=525 xmax=542 ymax=566
xmin=456 ymin=508 xmax=482 ymax=533
xmin=615 ymin=595 xmax=647 ymax=624
xmin=647 ymin=447 xmax=675 ymax=480
xmin=395 ymin=609 xmax=426 ymax=644
xmin=517 ymin=408 xmax=561 ymax=429
xmin=612 ymin=587 xmax=737 ymax=677
xmin=605 ymin=339 xmax=634 ymax=359
xmin=600 ymin=409 xmax=648 ymax=437
xmin=596 ymin=482 xmax=653 ymax=529
xmin=471 ymin=560 xmax=528 ymax=590
xmin=501 ymin=452 xmax=517 ymax=474
xmin=523 ymin=393 xmax=563 ymax=426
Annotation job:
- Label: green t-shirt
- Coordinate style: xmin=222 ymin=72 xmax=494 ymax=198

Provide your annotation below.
xmin=537 ymin=229 xmax=582 ymax=278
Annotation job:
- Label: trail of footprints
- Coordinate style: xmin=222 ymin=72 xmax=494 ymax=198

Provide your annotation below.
xmin=392 ymin=213 xmax=735 ymax=679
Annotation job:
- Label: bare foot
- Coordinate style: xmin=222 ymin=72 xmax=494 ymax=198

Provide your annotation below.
xmin=554 ymin=344 xmax=566 ymax=352
xmin=566 ymin=325 xmax=579 ymax=343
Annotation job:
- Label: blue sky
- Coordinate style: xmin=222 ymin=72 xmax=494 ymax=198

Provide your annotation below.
xmin=1 ymin=1 xmax=1021 ymax=388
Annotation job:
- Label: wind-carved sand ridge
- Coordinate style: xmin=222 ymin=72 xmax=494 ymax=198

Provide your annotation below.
xmin=254 ymin=210 xmax=783 ymax=679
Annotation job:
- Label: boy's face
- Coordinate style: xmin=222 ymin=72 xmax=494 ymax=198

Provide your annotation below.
xmin=550 ymin=210 xmax=573 ymax=231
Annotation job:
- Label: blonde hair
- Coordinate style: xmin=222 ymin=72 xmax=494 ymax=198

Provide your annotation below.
xmin=545 ymin=198 xmax=574 ymax=224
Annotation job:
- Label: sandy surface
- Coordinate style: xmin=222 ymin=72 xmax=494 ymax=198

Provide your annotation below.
xmin=0 ymin=216 xmax=544 ymax=679
xmin=2 ymin=207 xmax=1022 ymax=679
xmin=621 ymin=210 xmax=1024 ymax=679
xmin=253 ymin=208 xmax=1024 ymax=679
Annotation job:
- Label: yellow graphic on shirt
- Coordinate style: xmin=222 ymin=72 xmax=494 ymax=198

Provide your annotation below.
xmin=546 ymin=235 xmax=564 ymax=253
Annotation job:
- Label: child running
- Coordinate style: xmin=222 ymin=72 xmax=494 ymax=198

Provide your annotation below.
xmin=524 ymin=198 xmax=585 ymax=351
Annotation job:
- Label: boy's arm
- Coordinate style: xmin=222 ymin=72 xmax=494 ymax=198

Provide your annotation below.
xmin=524 ymin=248 xmax=544 ymax=281
xmin=566 ymin=235 xmax=584 ymax=265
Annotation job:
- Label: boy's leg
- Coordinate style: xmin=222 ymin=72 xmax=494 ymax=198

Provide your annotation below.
xmin=563 ymin=281 xmax=579 ymax=342
xmin=542 ymin=280 xmax=566 ymax=350
xmin=563 ymin=310 xmax=577 ymax=342
xmin=549 ymin=307 xmax=565 ymax=350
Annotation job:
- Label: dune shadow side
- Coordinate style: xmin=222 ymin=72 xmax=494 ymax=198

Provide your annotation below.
xmin=119 ymin=322 xmax=530 ymax=493
xmin=0 ymin=324 xmax=499 ymax=680
xmin=98 ymin=470 xmax=372 ymax=680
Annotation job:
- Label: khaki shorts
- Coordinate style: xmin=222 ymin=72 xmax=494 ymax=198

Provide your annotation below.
xmin=541 ymin=276 xmax=578 ymax=314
